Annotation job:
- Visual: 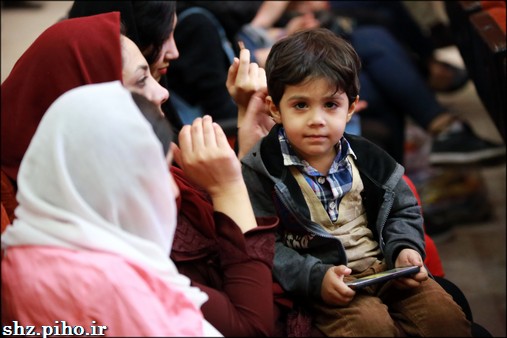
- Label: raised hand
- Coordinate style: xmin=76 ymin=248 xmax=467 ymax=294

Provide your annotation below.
xmin=173 ymin=115 xmax=257 ymax=233
xmin=237 ymin=90 xmax=274 ymax=159
xmin=173 ymin=115 xmax=242 ymax=196
xmin=226 ymin=44 xmax=267 ymax=128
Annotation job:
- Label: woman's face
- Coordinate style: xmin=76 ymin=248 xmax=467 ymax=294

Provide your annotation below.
xmin=122 ymin=36 xmax=169 ymax=108
xmin=150 ymin=13 xmax=179 ymax=82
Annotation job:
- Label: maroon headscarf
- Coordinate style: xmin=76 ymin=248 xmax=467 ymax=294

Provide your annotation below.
xmin=1 ymin=12 xmax=123 ymax=182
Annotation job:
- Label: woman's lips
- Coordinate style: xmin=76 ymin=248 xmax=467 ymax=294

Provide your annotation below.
xmin=159 ymin=67 xmax=168 ymax=75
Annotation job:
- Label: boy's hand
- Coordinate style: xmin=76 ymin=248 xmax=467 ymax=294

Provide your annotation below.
xmin=321 ymin=265 xmax=355 ymax=306
xmin=393 ymin=248 xmax=428 ymax=289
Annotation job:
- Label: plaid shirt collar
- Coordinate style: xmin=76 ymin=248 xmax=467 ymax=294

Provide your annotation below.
xmin=278 ymin=127 xmax=356 ymax=175
xmin=278 ymin=127 xmax=357 ymax=222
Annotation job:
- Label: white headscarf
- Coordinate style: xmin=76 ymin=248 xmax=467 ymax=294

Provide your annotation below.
xmin=1 ymin=81 xmax=210 ymax=311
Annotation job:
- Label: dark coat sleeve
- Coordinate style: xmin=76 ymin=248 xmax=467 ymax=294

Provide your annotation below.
xmin=167 ymin=11 xmax=238 ymax=123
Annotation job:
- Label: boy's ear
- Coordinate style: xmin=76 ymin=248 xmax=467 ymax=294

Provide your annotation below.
xmin=266 ymin=96 xmax=282 ymax=124
xmin=346 ymin=95 xmax=359 ymax=122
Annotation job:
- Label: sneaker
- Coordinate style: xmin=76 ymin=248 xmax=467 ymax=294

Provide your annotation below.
xmin=430 ymin=121 xmax=506 ymax=165
xmin=427 ymin=60 xmax=469 ymax=93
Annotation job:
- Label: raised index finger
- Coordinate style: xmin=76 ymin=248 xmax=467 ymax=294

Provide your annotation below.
xmin=237 ymin=45 xmax=251 ymax=82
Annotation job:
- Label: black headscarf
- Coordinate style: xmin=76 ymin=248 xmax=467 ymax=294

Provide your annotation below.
xmin=68 ymin=1 xmax=183 ymax=131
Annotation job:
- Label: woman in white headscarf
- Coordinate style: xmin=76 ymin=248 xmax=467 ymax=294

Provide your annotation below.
xmin=1 ymin=81 xmax=222 ymax=337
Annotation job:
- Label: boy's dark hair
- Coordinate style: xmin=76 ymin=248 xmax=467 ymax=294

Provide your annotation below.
xmin=130 ymin=92 xmax=174 ymax=156
xmin=265 ymin=28 xmax=361 ymax=107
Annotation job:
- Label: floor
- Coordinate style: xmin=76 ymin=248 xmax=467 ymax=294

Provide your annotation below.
xmin=1 ymin=1 xmax=505 ymax=337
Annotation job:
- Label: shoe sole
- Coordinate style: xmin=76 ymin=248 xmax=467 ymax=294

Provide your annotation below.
xmin=429 ymin=148 xmax=506 ymax=165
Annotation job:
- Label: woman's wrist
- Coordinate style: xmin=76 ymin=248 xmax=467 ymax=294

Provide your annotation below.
xmin=209 ymin=182 xmax=257 ymax=233
xmin=236 ymin=107 xmax=247 ymax=128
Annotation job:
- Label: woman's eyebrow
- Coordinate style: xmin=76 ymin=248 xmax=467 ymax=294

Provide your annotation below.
xmin=137 ymin=64 xmax=149 ymax=72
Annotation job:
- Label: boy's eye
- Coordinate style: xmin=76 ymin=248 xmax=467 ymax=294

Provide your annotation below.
xmin=325 ymin=102 xmax=338 ymax=108
xmin=294 ymin=102 xmax=307 ymax=109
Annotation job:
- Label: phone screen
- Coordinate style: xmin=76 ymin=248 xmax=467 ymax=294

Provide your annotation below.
xmin=346 ymin=265 xmax=420 ymax=289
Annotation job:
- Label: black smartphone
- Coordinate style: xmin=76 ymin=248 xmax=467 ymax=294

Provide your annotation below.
xmin=346 ymin=265 xmax=421 ymax=289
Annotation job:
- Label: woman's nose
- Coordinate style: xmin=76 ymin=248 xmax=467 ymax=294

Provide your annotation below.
xmin=149 ymin=79 xmax=169 ymax=106
xmin=163 ymin=38 xmax=179 ymax=61
xmin=158 ymin=86 xmax=169 ymax=105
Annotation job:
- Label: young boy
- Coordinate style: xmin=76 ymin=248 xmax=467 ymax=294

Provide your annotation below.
xmin=241 ymin=28 xmax=471 ymax=336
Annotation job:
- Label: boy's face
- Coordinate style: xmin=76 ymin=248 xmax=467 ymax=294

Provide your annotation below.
xmin=268 ymin=77 xmax=357 ymax=166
